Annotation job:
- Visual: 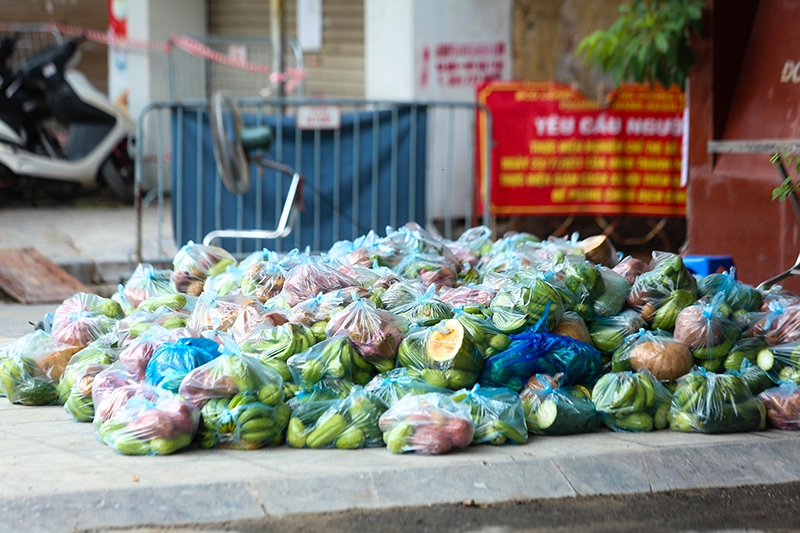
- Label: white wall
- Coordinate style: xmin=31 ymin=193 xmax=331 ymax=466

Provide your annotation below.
xmin=364 ymin=0 xmax=415 ymax=101
xmin=365 ymin=0 xmax=512 ymax=224
xmin=128 ymin=0 xmax=207 ymax=191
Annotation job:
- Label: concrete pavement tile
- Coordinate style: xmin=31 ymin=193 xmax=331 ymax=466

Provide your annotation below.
xmin=252 ymin=471 xmax=381 ymax=516
xmin=644 ymin=439 xmax=800 ymax=493
xmin=369 ymin=458 xmax=576 ymax=507
xmin=552 ymin=450 xmax=652 ymax=496
xmin=0 ymin=481 xmax=265 ymax=533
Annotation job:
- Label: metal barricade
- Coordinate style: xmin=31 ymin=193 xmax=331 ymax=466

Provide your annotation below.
xmin=134 ymin=98 xmax=492 ymax=264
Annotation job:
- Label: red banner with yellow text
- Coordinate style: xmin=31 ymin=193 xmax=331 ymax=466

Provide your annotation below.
xmin=476 ymin=82 xmax=686 ymax=217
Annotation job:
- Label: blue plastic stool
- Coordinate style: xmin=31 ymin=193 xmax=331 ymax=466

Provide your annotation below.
xmin=682 ymin=255 xmax=735 ymax=276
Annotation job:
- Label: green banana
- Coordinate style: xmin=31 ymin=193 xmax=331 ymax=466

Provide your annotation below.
xmin=335 ymin=426 xmax=366 ymax=449
xmin=612 ymin=412 xmax=654 ymax=432
xmin=384 ymin=422 xmax=414 ymax=454
xmin=306 ymin=413 xmax=348 ymax=449
xmin=287 ymin=417 xmax=308 ymax=448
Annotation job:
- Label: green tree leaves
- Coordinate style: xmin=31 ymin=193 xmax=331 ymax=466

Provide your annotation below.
xmin=576 ymin=0 xmax=705 ymax=89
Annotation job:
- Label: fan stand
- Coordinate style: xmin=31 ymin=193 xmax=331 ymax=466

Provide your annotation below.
xmin=204 ymin=91 xmax=303 ymax=247
xmin=202 ymin=159 xmax=303 ymax=247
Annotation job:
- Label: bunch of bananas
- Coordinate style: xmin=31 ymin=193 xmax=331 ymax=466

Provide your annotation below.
xmin=670 ymin=370 xmax=766 ymax=433
xmin=287 ymin=387 xmax=386 ymax=449
xmin=451 ymin=386 xmax=527 ymax=446
xmin=198 ymin=386 xmax=290 ymax=450
xmin=0 ymin=357 xmax=58 ymax=406
xmin=287 ymin=336 xmax=374 ymax=390
xmin=592 ymin=371 xmax=668 ymax=432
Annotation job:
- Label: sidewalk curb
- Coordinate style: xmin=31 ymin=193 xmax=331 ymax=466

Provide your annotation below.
xmin=2 ymin=432 xmax=799 ymax=533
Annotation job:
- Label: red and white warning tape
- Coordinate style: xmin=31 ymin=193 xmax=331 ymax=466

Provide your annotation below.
xmin=0 ymin=22 xmax=304 ymax=92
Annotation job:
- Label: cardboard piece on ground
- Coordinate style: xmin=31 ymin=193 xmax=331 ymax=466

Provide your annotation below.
xmin=0 ymin=247 xmax=90 ymax=304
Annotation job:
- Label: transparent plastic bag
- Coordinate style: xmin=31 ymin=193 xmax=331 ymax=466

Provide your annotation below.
xmin=758 ymin=382 xmax=800 ymax=430
xmin=520 ymin=374 xmax=599 ymax=435
xmin=186 ymin=292 xmax=264 ymax=333
xmin=439 ymin=284 xmax=496 ymax=308
xmin=286 ymin=377 xmax=355 ymax=409
xmin=380 ymin=280 xmax=426 ymax=311
xmin=179 ymin=349 xmax=284 ymax=410
xmin=745 ymin=301 xmax=800 ymax=346
xmin=489 ymin=271 xmax=564 ymax=334
xmin=286 ymin=385 xmax=387 ymax=449
xmin=92 ymin=362 xmax=139 ymax=423
xmin=723 ymin=336 xmax=769 ymax=373
xmin=479 ymin=316 xmax=601 ymax=391
xmin=610 ymin=328 xmax=693 ymax=381
xmin=51 ymin=292 xmax=124 ymax=347
xmin=281 ymin=255 xmax=359 ymax=307
xmin=119 ymin=263 xmax=176 ymax=308
xmin=751 ymin=341 xmax=800 ymax=385
xmin=229 ymin=305 xmax=288 ymax=344
xmin=560 ymin=259 xmax=605 ymax=321
xmin=590 ymin=309 xmax=647 ymax=355
xmin=673 ymin=294 xmax=742 ymax=372
xmin=552 ymin=311 xmax=592 ymax=346
xmin=592 ymin=266 xmax=631 ymax=318
xmin=325 ymin=296 xmax=406 ymax=367
xmin=240 ymin=260 xmax=287 ymax=303
xmin=697 ymin=269 xmax=762 ymax=315
xmin=203 ymin=265 xmax=245 ymax=297
xmin=383 ymin=223 xmax=461 ymax=267
xmin=241 ymin=322 xmax=317 ymax=362
xmin=725 ymin=359 xmax=774 ymax=397
xmin=451 ymin=384 xmax=527 ymax=445
xmin=197 ymin=386 xmax=291 ymax=450
xmin=135 ymin=292 xmax=196 ymax=314
xmin=397 ymin=320 xmax=484 ymax=390
xmin=670 ymin=367 xmax=766 ymax=433
xmin=394 ymin=252 xmax=459 ymax=288
xmin=0 ymin=330 xmax=80 ymax=405
xmin=378 ymin=392 xmax=474 ymax=455
xmin=58 ymin=340 xmax=120 ymax=404
xmin=145 ymin=337 xmax=221 ymax=393
xmin=364 ymin=367 xmax=450 ymax=408
xmin=442 ymin=226 xmax=492 ymax=268
xmin=592 ymin=369 xmax=673 ymax=432
xmin=612 ymin=255 xmax=651 ymax=285
xmin=94 ymin=383 xmax=200 ymax=455
xmin=287 ymin=336 xmax=375 ymax=390
xmin=116 ymin=309 xmax=190 ymax=346
xmin=386 ymin=284 xmax=452 ymax=327
xmin=452 ymin=308 xmax=511 ymax=359
xmin=286 ymin=291 xmax=348 ymax=328
xmin=627 ymin=253 xmax=698 ymax=331
xmin=172 ymin=241 xmax=236 ymax=296
xmin=64 ymin=363 xmax=109 ymax=422
xmin=238 ymin=248 xmax=280 ymax=271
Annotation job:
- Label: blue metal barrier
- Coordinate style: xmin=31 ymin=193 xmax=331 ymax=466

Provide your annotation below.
xmin=170 ymin=105 xmax=427 ymax=255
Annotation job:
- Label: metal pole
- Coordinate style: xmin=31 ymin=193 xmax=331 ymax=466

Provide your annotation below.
xmin=270 ymin=0 xmax=286 ymax=98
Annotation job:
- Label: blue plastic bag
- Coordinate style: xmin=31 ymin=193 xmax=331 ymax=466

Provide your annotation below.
xmin=478 ymin=313 xmax=601 ymax=391
xmin=145 ymin=337 xmax=221 ymax=392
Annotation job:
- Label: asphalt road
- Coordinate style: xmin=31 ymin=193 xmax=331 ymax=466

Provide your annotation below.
xmin=83 ymin=481 xmax=800 ymax=533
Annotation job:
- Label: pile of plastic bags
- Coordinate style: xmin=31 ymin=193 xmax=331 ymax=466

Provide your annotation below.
xmin=4 ymin=221 xmax=800 ymax=457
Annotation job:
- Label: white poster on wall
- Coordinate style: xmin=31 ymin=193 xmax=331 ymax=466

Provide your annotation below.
xmin=297 ymin=0 xmax=323 ymax=52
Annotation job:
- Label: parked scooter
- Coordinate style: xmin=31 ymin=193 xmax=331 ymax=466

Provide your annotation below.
xmin=0 ymin=36 xmax=135 ymax=202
